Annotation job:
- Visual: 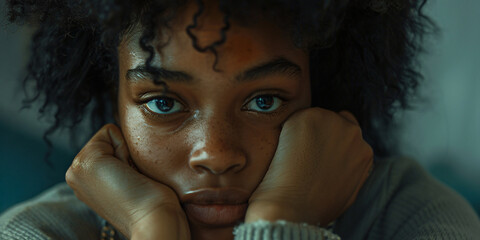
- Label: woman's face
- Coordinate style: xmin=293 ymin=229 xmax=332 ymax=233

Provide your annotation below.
xmin=117 ymin=2 xmax=311 ymax=239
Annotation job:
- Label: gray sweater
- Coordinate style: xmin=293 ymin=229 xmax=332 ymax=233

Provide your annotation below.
xmin=1 ymin=157 xmax=479 ymax=239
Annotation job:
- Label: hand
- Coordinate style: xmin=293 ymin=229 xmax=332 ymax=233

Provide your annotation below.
xmin=245 ymin=108 xmax=374 ymax=226
xmin=65 ymin=124 xmax=190 ymax=239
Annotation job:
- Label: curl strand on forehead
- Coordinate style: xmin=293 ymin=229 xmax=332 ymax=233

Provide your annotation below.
xmin=117 ymin=0 xmax=351 ymax=76
xmin=7 ymin=0 xmax=437 ymax=159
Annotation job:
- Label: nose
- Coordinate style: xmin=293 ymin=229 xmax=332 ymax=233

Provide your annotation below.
xmin=188 ymin=118 xmax=247 ymax=175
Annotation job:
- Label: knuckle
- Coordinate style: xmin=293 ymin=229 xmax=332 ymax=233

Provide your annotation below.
xmin=65 ymin=167 xmax=75 ymax=186
xmin=339 ymin=111 xmax=359 ymax=125
xmin=90 ymin=124 xmax=116 ymax=143
xmin=65 ymin=156 xmax=84 ymax=186
xmin=365 ymin=141 xmax=374 ymax=155
xmin=102 ymin=123 xmax=120 ymax=135
xmin=350 ymin=124 xmax=363 ymax=137
xmin=298 ymin=107 xmax=327 ymax=120
xmin=286 ymin=107 xmax=326 ymax=127
xmin=342 ymin=122 xmax=362 ymax=142
xmin=364 ymin=144 xmax=374 ymax=160
xmin=66 ymin=151 xmax=97 ymax=184
xmin=103 ymin=123 xmax=116 ymax=132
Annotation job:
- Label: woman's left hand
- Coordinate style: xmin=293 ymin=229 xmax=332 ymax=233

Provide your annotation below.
xmin=245 ymin=108 xmax=374 ymax=226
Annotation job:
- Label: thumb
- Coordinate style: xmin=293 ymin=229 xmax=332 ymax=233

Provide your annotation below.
xmin=97 ymin=123 xmax=131 ymax=164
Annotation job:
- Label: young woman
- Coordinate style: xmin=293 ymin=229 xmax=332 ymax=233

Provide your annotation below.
xmin=1 ymin=0 xmax=479 ymax=239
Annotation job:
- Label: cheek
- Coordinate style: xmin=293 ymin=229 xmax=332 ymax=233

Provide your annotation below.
xmin=237 ymin=124 xmax=281 ymax=186
xmin=120 ymin=108 xmax=190 ymax=187
xmin=126 ymin=125 xmax=193 ymax=187
xmin=245 ymin=129 xmax=279 ymax=162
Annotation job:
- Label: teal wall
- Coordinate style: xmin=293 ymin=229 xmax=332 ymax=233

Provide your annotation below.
xmin=0 ymin=120 xmax=74 ymax=212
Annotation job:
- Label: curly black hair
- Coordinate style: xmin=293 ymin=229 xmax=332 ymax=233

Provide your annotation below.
xmin=5 ymin=0 xmax=436 ymax=162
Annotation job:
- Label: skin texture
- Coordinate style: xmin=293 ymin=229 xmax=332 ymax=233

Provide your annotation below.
xmin=118 ymin=3 xmax=311 ymax=239
xmin=66 ymin=1 xmax=373 ymax=240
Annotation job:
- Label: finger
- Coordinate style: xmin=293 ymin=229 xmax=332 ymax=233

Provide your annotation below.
xmin=104 ymin=124 xmax=138 ymax=170
xmin=108 ymin=125 xmax=131 ymax=164
xmin=93 ymin=123 xmax=131 ymax=164
xmin=338 ymin=111 xmax=360 ymax=126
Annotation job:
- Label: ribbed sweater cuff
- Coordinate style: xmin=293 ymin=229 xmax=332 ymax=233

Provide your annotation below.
xmin=233 ymin=220 xmax=340 ymax=240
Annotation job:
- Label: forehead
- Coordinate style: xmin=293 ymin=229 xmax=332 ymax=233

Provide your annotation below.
xmin=118 ymin=1 xmax=306 ymax=76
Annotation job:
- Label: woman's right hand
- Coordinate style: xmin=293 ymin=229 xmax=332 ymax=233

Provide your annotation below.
xmin=65 ymin=124 xmax=190 ymax=240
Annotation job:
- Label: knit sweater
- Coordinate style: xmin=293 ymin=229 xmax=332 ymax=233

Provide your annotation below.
xmin=1 ymin=157 xmax=479 ymax=239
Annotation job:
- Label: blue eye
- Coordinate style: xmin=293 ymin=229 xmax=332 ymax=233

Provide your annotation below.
xmin=145 ymin=97 xmax=184 ymax=114
xmin=245 ymin=95 xmax=282 ymax=113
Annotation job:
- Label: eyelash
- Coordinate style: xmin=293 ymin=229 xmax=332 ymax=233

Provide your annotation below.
xmin=139 ymin=92 xmax=289 ymax=119
xmin=242 ymin=94 xmax=288 ymax=115
xmin=139 ymin=94 xmax=188 ymax=120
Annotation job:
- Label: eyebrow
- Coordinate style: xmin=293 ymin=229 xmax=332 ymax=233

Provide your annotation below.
xmin=125 ymin=57 xmax=302 ymax=84
xmin=126 ymin=67 xmax=193 ymax=83
xmin=236 ymin=57 xmax=302 ymax=82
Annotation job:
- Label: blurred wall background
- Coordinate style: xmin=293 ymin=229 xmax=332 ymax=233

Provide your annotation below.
xmin=1 ymin=0 xmax=479 ymax=214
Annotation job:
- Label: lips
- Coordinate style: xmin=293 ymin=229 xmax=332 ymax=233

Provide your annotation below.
xmin=182 ymin=188 xmax=250 ymax=226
